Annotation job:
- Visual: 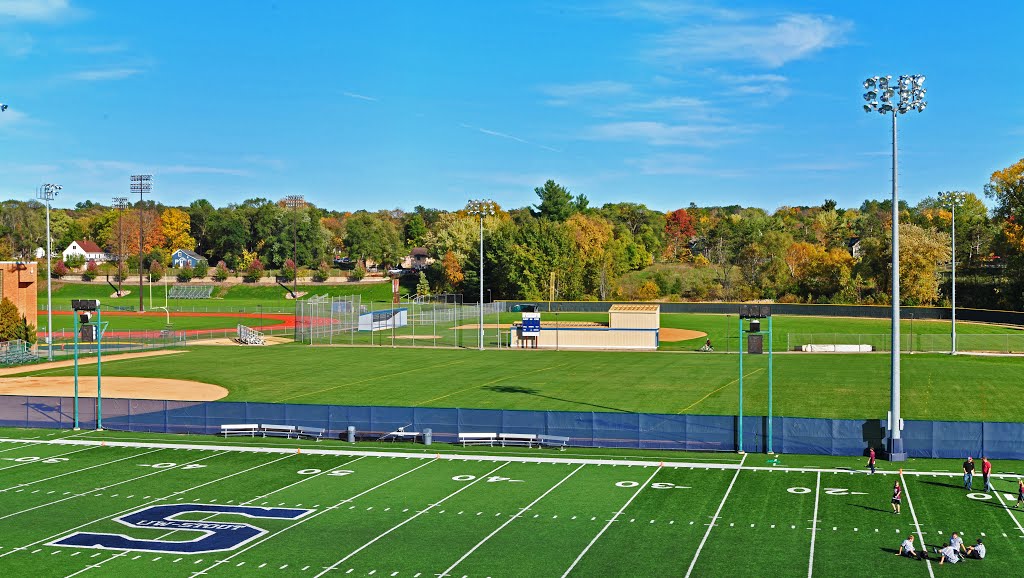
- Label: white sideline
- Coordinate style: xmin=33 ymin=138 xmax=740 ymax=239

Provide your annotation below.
xmin=313 ymin=462 xmax=511 ymax=577
xmin=900 ymin=471 xmax=935 ymax=578
xmin=561 ymin=466 xmax=661 ymax=578
xmin=0 ymin=453 xmax=295 ymax=560
xmin=191 ymin=458 xmax=443 ymax=577
xmin=7 ymin=437 xmax=1024 ymax=477
xmin=443 ymin=463 xmax=586 ymax=577
xmin=992 ymin=484 xmax=1024 ymax=537
xmin=64 ymin=456 xmax=369 ymax=578
xmin=807 ymin=471 xmax=821 ymax=577
xmin=685 ymin=453 xmax=747 ymax=578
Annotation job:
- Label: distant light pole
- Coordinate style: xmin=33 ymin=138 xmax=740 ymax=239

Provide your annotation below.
xmin=940 ymin=191 xmax=967 ymax=355
xmin=112 ymin=197 xmax=129 ymax=297
xmin=1 ymin=103 xmax=8 ymax=112
xmin=283 ymin=195 xmax=306 ymax=300
xmin=467 ymin=199 xmax=497 ymax=350
xmin=863 ymin=74 xmax=927 ymax=462
xmin=37 ymin=183 xmax=61 ymax=360
xmin=130 ymin=175 xmax=152 ymax=312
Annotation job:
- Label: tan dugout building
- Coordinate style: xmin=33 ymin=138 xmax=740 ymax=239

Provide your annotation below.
xmin=510 ymin=303 xmax=660 ymax=350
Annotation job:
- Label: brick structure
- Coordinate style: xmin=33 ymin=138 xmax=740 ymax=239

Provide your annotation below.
xmin=0 ymin=262 xmax=38 ymax=330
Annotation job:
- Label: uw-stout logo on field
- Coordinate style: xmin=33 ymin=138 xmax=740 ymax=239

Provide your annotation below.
xmin=48 ymin=504 xmax=313 ymax=554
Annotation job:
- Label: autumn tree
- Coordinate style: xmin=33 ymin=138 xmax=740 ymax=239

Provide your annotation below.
xmin=663 ymin=208 xmax=696 ymax=261
xmin=441 ymin=250 xmax=464 ymax=291
xmin=162 ymin=207 xmax=196 ymax=252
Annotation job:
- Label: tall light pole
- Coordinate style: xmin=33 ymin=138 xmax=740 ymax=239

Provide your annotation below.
xmin=283 ymin=195 xmax=306 ymax=299
xmin=940 ymin=191 xmax=967 ymax=355
xmin=37 ymin=183 xmax=61 ymax=360
xmin=112 ymin=197 xmax=129 ymax=297
xmin=863 ymin=74 xmax=927 ymax=462
xmin=467 ymin=199 xmax=496 ymax=350
xmin=130 ymin=175 xmax=152 ymax=312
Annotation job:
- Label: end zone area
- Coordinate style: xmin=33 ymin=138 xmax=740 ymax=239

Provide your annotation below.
xmin=0 ymin=434 xmax=1021 ymax=577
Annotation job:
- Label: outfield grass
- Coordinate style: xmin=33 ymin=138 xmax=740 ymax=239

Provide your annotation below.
xmin=17 ymin=345 xmax=1024 ymax=422
xmin=0 ymin=432 xmax=1021 ymax=577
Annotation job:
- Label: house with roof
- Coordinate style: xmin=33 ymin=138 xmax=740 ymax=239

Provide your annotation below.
xmin=171 ymin=249 xmax=208 ymax=268
xmin=62 ymin=240 xmax=111 ymax=263
xmin=847 ymin=237 xmax=863 ymax=259
xmin=401 ymin=247 xmax=433 ymax=271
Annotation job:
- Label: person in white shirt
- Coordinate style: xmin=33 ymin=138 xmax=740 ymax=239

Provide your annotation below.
xmin=965 ymin=538 xmax=986 ymax=560
xmin=895 ymin=535 xmax=926 ymax=560
xmin=948 ymin=532 xmax=966 ymax=556
xmin=938 ymin=544 xmax=960 ymax=565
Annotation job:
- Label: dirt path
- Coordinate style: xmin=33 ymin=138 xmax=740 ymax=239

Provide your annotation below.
xmin=0 ymin=376 xmax=227 ymax=401
xmin=0 ymin=350 xmax=184 ymax=377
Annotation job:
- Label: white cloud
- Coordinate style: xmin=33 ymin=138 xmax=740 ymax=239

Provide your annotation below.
xmin=67 ymin=68 xmax=142 ymax=81
xmin=0 ymin=107 xmax=28 ymax=127
xmin=75 ymin=42 xmax=127 ymax=54
xmin=720 ymin=73 xmax=790 ymax=100
xmin=342 ymin=91 xmax=378 ymax=102
xmin=0 ymin=0 xmax=72 ymax=21
xmin=652 ymin=14 xmax=851 ymax=68
xmin=72 ymin=159 xmax=250 ymax=177
xmin=540 ymin=81 xmax=633 ymax=105
xmin=459 ymin=123 xmax=561 ymax=153
xmin=585 ymin=121 xmax=750 ymax=146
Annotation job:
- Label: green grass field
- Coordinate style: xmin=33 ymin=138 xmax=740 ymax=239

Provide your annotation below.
xmin=17 ymin=345 xmax=1024 ymax=422
xmin=42 ymin=312 xmax=287 ymax=333
xmin=0 ymin=430 xmax=1021 ymax=577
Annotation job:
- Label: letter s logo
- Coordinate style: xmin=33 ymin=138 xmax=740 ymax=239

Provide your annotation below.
xmin=50 ymin=504 xmax=312 ymax=554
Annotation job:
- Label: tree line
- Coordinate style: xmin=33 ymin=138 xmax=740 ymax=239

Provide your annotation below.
xmin=1 ymin=157 xmax=1022 ymax=309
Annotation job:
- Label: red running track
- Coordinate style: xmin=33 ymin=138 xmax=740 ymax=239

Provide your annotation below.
xmin=37 ymin=310 xmax=297 ymax=338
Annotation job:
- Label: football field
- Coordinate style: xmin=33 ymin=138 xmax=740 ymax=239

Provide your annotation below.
xmin=0 ymin=434 xmax=1022 ymax=577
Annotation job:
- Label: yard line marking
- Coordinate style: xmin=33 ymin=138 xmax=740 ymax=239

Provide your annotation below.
xmin=0 ymin=452 xmax=294 ymax=563
xmin=190 ymin=458 xmax=444 ymax=577
xmin=992 ymin=485 xmax=1024 ymax=537
xmin=0 ymin=445 xmax=98 ymax=474
xmin=807 ymin=471 xmax=821 ymax=578
xmin=684 ymin=453 xmax=748 ymax=578
xmin=442 ymin=464 xmax=586 ymax=577
xmin=561 ymin=465 xmax=662 ymax=578
xmin=676 ymin=369 xmax=764 ymax=413
xmin=0 ymin=449 xmax=169 ymax=519
xmin=275 ymin=360 xmax=468 ymax=402
xmin=313 ymin=463 xmax=511 ymax=578
xmin=68 ymin=457 xmax=372 ymax=577
xmin=0 ymin=442 xmax=33 ymax=455
xmin=413 ymin=364 xmax=568 ymax=407
xmin=900 ymin=472 xmax=935 ymax=578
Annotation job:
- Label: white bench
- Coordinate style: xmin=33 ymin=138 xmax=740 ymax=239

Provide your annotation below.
xmin=221 ymin=423 xmax=260 ymax=437
xmin=382 ymin=431 xmax=421 ymax=443
xmin=539 ymin=435 xmax=570 ymax=449
xmin=298 ymin=426 xmax=325 ymax=441
xmin=499 ymin=433 xmax=537 ymax=447
xmin=459 ymin=432 xmax=497 ymax=446
xmin=260 ymin=424 xmax=297 ymax=438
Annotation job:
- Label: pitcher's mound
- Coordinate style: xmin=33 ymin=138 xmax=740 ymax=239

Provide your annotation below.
xmin=0 ymin=376 xmax=227 ymax=401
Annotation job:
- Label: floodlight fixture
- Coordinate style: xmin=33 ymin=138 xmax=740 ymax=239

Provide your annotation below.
xmin=130 ymin=175 xmax=153 ymax=312
xmin=0 ymin=103 xmax=7 ymax=112
xmin=37 ymin=184 xmax=61 ymax=360
xmin=859 ymin=73 xmax=929 ymax=462
xmin=466 ymin=199 xmax=499 ymax=350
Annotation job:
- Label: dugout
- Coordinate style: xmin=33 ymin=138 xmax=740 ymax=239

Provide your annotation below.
xmin=510 ymin=303 xmax=660 ymax=350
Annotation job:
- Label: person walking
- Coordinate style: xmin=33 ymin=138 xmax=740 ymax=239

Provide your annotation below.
xmin=963 ymin=456 xmax=975 ymax=490
xmin=1015 ymin=479 xmax=1024 ymax=509
xmin=891 ymin=480 xmax=902 ymax=514
xmin=867 ymin=447 xmax=876 ymax=475
xmin=981 ymin=456 xmax=992 ymax=492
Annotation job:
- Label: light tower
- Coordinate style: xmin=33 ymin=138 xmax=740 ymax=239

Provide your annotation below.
xmin=862 ymin=74 xmax=927 ymax=461
xmin=130 ymin=175 xmax=152 ymax=312
xmin=36 ymin=183 xmax=61 ymax=360
xmin=466 ymin=199 xmax=497 ymax=350
xmin=112 ymin=197 xmax=129 ymax=297
xmin=939 ymin=191 xmax=968 ymax=355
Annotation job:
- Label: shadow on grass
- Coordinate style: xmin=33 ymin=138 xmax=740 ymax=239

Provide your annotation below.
xmin=854 ymin=504 xmax=890 ymax=514
xmin=919 ymin=480 xmax=962 ymax=489
xmin=483 ymin=385 xmax=631 ymax=413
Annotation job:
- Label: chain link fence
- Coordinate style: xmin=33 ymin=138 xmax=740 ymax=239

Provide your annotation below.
xmin=787 ymin=333 xmax=1024 ymax=353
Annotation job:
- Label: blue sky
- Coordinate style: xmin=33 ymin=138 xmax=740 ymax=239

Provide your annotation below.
xmin=1 ymin=0 xmax=1022 ymax=213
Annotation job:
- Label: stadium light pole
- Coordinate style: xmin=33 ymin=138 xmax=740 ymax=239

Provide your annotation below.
xmin=467 ymin=199 xmax=497 ymax=350
xmin=940 ymin=191 xmax=967 ymax=355
xmin=112 ymin=197 xmax=129 ymax=297
xmin=130 ymin=175 xmax=152 ymax=312
xmin=283 ymin=195 xmax=306 ymax=300
xmin=37 ymin=184 xmax=61 ymax=361
xmin=863 ymin=74 xmax=927 ymax=462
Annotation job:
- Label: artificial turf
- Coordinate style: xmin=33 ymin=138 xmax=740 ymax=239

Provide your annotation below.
xmin=18 ymin=344 xmax=1024 ymax=422
xmin=1 ymin=434 xmax=1021 ymax=577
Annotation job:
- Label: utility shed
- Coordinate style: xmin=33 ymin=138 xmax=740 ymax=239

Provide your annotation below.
xmin=608 ymin=304 xmax=660 ymax=330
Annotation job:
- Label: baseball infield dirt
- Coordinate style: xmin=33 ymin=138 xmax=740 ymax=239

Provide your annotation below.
xmin=0 ymin=376 xmax=228 ymax=401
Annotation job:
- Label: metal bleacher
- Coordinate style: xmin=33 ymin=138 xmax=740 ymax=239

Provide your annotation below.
xmin=236 ymin=324 xmax=266 ymax=346
xmin=168 ymin=285 xmax=215 ymax=299
xmin=0 ymin=340 xmax=38 ymax=366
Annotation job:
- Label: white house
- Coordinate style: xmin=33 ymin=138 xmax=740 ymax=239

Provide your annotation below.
xmin=62 ymin=240 xmax=111 ymax=263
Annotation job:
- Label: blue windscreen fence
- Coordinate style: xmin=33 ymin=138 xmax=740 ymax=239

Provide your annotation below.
xmin=2 ymin=395 xmax=1023 ymax=459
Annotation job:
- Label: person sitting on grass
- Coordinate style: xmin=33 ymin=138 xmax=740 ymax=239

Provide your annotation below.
xmin=895 ymin=535 xmax=926 ymax=560
xmin=937 ymin=543 xmax=960 ymax=565
xmin=948 ymin=533 xmax=967 ymax=557
xmin=964 ymin=538 xmax=985 ymax=560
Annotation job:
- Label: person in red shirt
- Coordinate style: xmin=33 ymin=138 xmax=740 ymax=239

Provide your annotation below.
xmin=982 ymin=456 xmax=993 ymax=492
xmin=891 ymin=481 xmax=902 ymax=514
xmin=867 ymin=447 xmax=876 ymax=475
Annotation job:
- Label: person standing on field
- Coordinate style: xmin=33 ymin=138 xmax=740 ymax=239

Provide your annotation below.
xmin=891 ymin=480 xmax=902 ymax=514
xmin=963 ymin=456 xmax=975 ymax=490
xmin=867 ymin=447 xmax=876 ymax=475
xmin=981 ymin=456 xmax=992 ymax=492
xmin=1015 ymin=479 xmax=1024 ymax=509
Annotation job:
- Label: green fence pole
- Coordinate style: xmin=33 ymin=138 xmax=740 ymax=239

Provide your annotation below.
xmin=738 ymin=316 xmax=744 ymax=454
xmin=96 ymin=307 xmax=103 ymax=431
xmin=73 ymin=311 xmax=79 ymax=430
xmin=768 ymin=315 xmax=774 ymax=455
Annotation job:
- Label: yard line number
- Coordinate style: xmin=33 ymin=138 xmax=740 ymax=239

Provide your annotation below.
xmin=452 ymin=475 xmax=524 ymax=483
xmin=1 ymin=456 xmax=69 ymax=464
xmin=788 ymin=487 xmax=866 ymax=496
xmin=616 ymin=481 xmax=690 ymax=489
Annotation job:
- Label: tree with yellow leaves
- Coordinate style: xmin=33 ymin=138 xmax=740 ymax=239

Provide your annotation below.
xmin=162 ymin=207 xmax=197 ymax=252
